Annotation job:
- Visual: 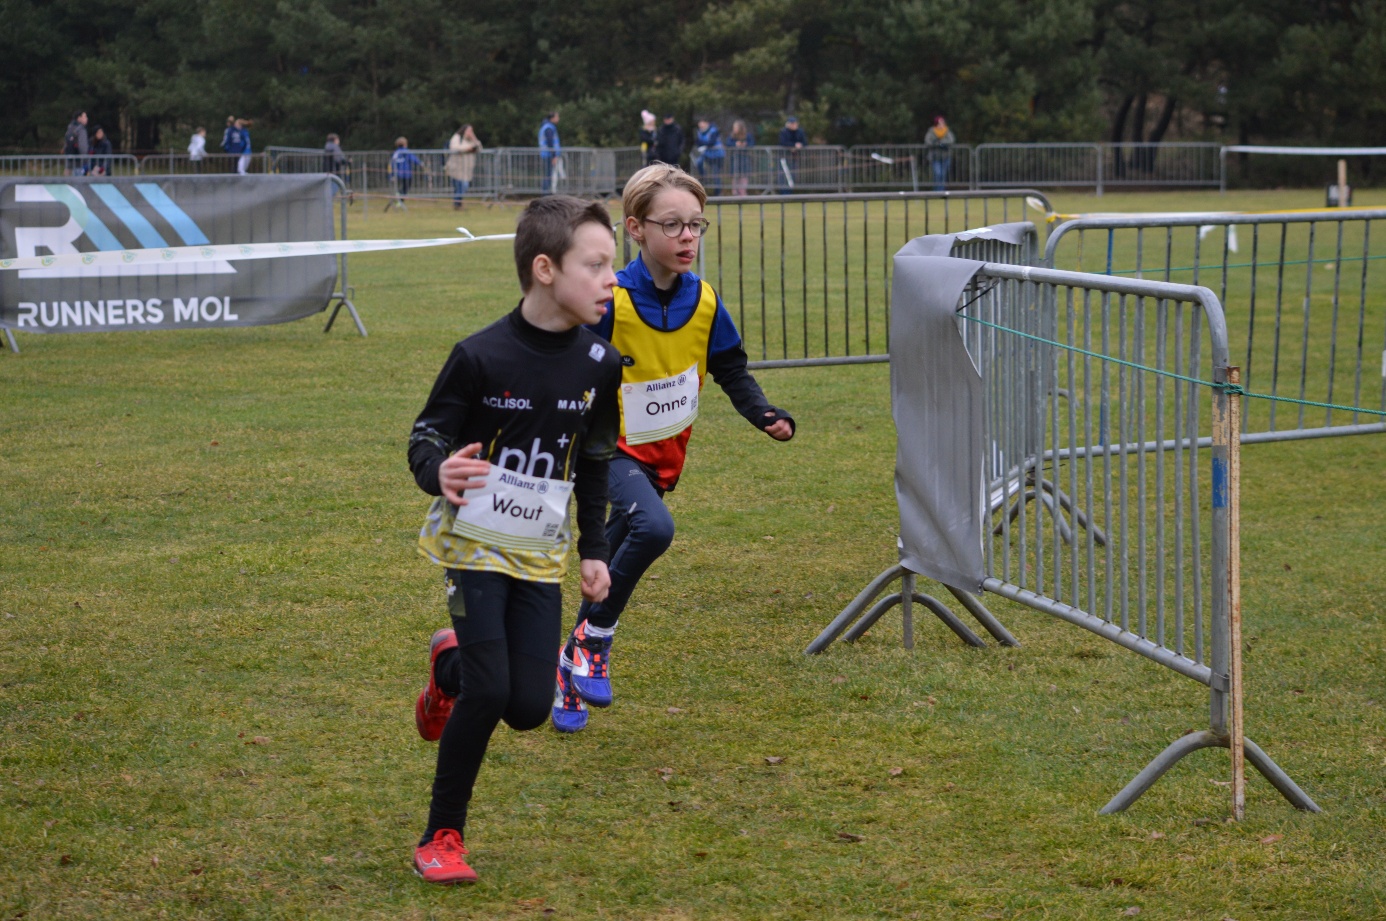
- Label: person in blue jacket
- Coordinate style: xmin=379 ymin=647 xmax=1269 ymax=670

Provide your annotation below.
xmin=225 ymin=117 xmax=252 ymax=175
xmin=694 ymin=119 xmax=725 ymax=196
xmin=538 ymin=112 xmax=562 ymax=194
xmin=389 ymin=136 xmax=423 ymax=211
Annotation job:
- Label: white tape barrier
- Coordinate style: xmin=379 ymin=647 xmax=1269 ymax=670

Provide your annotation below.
xmin=0 ymin=228 xmax=515 ymax=273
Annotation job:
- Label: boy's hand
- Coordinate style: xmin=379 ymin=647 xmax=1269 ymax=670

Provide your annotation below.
xmin=763 ymin=412 xmax=794 ymax=441
xmin=439 ymin=442 xmax=490 ymax=505
xmin=580 ymin=559 xmax=611 ymax=603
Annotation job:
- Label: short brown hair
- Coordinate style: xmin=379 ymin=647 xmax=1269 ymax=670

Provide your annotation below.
xmin=514 ymin=196 xmax=614 ymax=292
xmin=621 ymin=164 xmax=707 ymax=223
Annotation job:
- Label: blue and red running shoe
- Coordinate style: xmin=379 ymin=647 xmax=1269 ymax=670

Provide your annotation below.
xmin=551 ymin=661 xmax=589 ymax=733
xmin=561 ymin=620 xmax=614 ymax=708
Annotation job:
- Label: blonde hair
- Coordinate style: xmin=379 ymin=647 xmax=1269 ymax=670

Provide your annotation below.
xmin=621 ymin=163 xmax=707 ymax=222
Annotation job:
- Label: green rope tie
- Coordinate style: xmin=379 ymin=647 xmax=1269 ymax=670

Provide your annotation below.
xmin=957 ymin=313 xmax=1386 ymax=418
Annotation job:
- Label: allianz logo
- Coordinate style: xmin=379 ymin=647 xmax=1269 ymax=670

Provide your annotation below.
xmin=8 ymin=182 xmax=233 ymax=279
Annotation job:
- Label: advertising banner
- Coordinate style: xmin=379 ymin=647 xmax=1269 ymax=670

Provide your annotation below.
xmin=0 ymin=175 xmax=339 ymax=334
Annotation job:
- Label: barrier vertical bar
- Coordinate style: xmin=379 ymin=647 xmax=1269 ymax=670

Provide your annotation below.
xmin=1226 ymin=367 xmax=1245 ymax=820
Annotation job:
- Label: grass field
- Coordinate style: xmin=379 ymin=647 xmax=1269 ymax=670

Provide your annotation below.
xmin=2 ymin=190 xmax=1384 ymax=919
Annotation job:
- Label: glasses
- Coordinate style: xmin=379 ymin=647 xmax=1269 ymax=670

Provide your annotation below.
xmin=643 ymin=217 xmax=711 ymax=238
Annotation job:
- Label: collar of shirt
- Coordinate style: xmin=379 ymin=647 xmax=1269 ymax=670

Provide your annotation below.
xmin=615 ymin=254 xmax=705 ymax=330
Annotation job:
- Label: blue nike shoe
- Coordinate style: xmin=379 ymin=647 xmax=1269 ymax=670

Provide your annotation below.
xmin=551 ymin=661 xmax=589 ymax=733
xmin=562 ymin=620 xmax=614 ymax=708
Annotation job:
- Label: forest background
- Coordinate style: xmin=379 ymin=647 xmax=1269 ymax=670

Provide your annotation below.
xmin=3 ymin=0 xmax=1384 ymax=155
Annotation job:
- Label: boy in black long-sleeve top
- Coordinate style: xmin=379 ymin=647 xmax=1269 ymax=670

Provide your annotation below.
xmin=406 ymin=196 xmax=623 ymax=883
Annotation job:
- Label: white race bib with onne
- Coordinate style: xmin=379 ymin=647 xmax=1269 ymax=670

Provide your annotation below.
xmin=622 ymin=361 xmax=699 ymax=445
xmin=450 ymin=465 xmax=573 ymax=551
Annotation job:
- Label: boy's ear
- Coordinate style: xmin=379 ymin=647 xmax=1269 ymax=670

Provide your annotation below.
xmin=531 ymin=253 xmax=556 ymax=287
xmin=624 ymin=214 xmax=644 ymax=244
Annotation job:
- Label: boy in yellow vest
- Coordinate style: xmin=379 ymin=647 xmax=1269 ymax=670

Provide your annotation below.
xmin=553 ymin=163 xmax=795 ymax=732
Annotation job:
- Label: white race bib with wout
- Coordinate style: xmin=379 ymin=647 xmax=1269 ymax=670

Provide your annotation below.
xmin=622 ymin=361 xmax=700 ymax=445
xmin=450 ymin=465 xmax=573 ymax=551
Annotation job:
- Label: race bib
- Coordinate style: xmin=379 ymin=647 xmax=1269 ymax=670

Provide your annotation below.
xmin=449 ymin=465 xmax=573 ymax=551
xmin=622 ymin=362 xmax=700 ymax=445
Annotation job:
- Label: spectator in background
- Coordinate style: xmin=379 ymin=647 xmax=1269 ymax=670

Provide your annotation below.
xmin=446 ymin=124 xmax=483 ymax=210
xmin=694 ymin=119 xmax=725 ymax=196
xmin=388 ymin=136 xmax=422 ymax=211
xmin=729 ymin=119 xmax=754 ymax=196
xmin=220 ymin=116 xmax=236 ymax=166
xmin=224 ymin=118 xmax=252 ymax=175
xmin=538 ymin=112 xmax=562 ymax=194
xmin=62 ymin=111 xmax=89 ymax=176
xmin=653 ymin=113 xmax=683 ymax=167
xmin=324 ymin=132 xmax=349 ymax=182
xmin=639 ymin=110 xmax=657 ymax=166
xmin=189 ymin=127 xmax=207 ymax=173
xmin=776 ymin=116 xmax=807 ymax=193
xmin=924 ymin=115 xmax=955 ymax=191
xmin=87 ymin=125 xmax=113 ymax=176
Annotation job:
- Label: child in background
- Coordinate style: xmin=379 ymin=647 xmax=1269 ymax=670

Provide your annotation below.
xmin=407 ymin=196 xmax=624 ymax=883
xmin=694 ymin=119 xmax=725 ymax=196
xmin=388 ymin=137 xmax=422 ymax=210
xmin=552 ymin=163 xmax=794 ymax=732
xmin=188 ymin=127 xmax=207 ymax=173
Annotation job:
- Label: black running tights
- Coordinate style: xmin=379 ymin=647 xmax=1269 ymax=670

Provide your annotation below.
xmin=422 ymin=569 xmax=560 ymax=844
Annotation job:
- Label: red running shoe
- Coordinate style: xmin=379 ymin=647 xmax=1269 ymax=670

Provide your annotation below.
xmin=414 ymin=829 xmax=477 ymax=884
xmin=415 ymin=628 xmax=458 ymax=741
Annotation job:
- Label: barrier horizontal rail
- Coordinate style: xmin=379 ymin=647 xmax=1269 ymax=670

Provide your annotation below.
xmin=1045 ymin=209 xmax=1386 ymax=442
xmin=139 ymin=153 xmax=270 ymax=175
xmin=672 ymin=191 xmax=1052 ymax=368
xmin=0 ymin=154 xmax=142 ymax=178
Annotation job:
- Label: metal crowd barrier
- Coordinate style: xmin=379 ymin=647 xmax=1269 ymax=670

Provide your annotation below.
xmin=810 ymin=231 xmax=1321 ymax=814
xmin=0 ymin=154 xmax=141 ymax=178
xmin=845 ymin=145 xmax=973 ymax=191
xmin=138 ymin=153 xmax=270 ymax=175
xmin=967 ymin=261 xmax=1316 ymax=814
xmin=1045 ymin=209 xmax=1386 ymax=442
xmin=492 ymin=148 xmax=618 ymax=198
xmin=663 ymin=190 xmax=1051 ymax=368
xmin=613 ymin=147 xmax=647 ymax=191
xmin=1103 ymin=143 xmax=1223 ymax=188
xmin=974 ymin=143 xmax=1223 ymax=194
xmin=974 ymin=143 xmax=1103 ymax=190
xmin=0 ymin=142 xmax=1243 ymax=193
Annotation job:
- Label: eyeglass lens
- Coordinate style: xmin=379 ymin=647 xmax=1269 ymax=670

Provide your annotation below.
xmin=657 ymin=219 xmax=710 ymax=237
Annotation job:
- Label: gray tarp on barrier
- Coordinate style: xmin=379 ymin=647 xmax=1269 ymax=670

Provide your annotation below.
xmin=890 ymin=223 xmax=1034 ymax=592
xmin=0 ymin=175 xmax=338 ymax=333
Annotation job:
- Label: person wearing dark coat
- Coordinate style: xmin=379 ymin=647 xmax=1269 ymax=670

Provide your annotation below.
xmin=776 ymin=116 xmax=807 ymax=193
xmin=652 ymin=115 xmax=684 ymax=166
xmin=62 ymin=111 xmax=89 ymax=176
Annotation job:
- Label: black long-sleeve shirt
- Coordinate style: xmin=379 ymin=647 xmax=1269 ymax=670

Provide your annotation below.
xmin=409 ymin=306 xmax=623 ymax=580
